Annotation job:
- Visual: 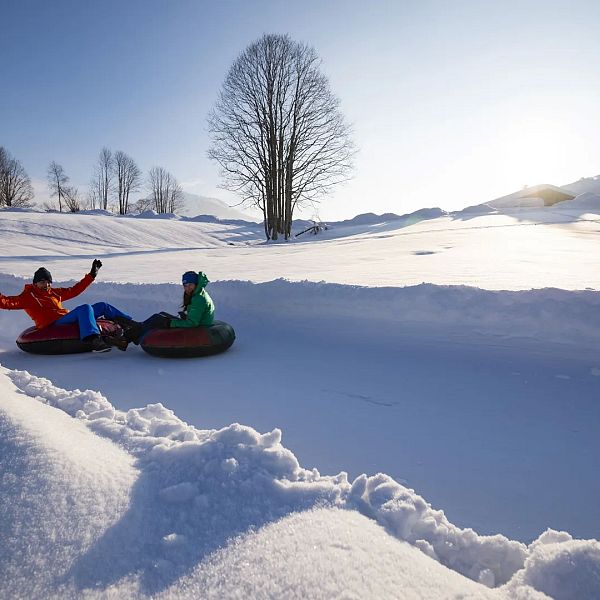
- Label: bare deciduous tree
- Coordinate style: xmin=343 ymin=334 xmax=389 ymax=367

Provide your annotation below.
xmin=113 ymin=150 xmax=142 ymax=214
xmin=47 ymin=161 xmax=69 ymax=212
xmin=90 ymin=147 xmax=113 ymax=210
xmin=208 ymin=33 xmax=354 ymax=240
xmin=87 ymin=187 xmax=100 ymax=211
xmin=0 ymin=147 xmax=35 ymax=208
xmin=147 ymin=166 xmax=184 ymax=214
xmin=131 ymin=196 xmax=154 ymax=214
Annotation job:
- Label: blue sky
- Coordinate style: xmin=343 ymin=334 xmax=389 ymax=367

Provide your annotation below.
xmin=2 ymin=0 xmax=600 ymax=219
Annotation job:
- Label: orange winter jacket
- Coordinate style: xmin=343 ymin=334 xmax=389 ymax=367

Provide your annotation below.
xmin=0 ymin=274 xmax=94 ymax=329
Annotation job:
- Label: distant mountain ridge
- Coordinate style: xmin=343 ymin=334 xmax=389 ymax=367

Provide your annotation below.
xmin=562 ymin=175 xmax=600 ymax=196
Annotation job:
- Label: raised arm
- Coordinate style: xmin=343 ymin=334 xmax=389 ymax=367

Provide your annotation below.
xmin=0 ymin=291 xmax=27 ymax=310
xmin=53 ymin=260 xmax=102 ymax=301
xmin=53 ymin=274 xmax=94 ymax=301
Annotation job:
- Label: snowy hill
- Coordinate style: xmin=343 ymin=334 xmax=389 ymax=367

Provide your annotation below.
xmin=464 ymin=184 xmax=575 ymax=211
xmin=558 ymin=191 xmax=600 ymax=212
xmin=178 ymin=191 xmax=259 ymax=221
xmin=1 ymin=204 xmax=600 ymax=598
xmin=562 ymin=175 xmax=600 ymax=197
xmin=462 ymin=174 xmax=600 ymax=213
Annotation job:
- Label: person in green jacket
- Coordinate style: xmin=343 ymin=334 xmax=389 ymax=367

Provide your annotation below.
xmin=173 ymin=271 xmax=215 ymax=328
xmin=120 ymin=271 xmax=215 ymax=347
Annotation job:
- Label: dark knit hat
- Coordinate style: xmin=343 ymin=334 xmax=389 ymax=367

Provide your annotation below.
xmin=33 ymin=267 xmax=52 ymax=284
xmin=182 ymin=271 xmax=198 ymax=285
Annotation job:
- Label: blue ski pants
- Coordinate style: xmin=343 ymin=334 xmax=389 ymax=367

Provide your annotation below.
xmin=55 ymin=302 xmax=132 ymax=339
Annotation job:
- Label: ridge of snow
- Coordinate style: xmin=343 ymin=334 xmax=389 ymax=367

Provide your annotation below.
xmin=4 ymin=367 xmax=530 ymax=585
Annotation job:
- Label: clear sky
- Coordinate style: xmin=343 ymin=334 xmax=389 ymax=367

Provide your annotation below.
xmin=2 ymin=0 xmax=600 ymax=220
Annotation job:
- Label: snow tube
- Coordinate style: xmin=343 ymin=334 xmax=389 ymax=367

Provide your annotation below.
xmin=16 ymin=319 xmax=122 ymax=355
xmin=140 ymin=320 xmax=236 ymax=358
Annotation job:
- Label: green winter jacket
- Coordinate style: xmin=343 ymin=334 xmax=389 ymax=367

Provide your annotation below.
xmin=170 ymin=271 xmax=215 ymax=328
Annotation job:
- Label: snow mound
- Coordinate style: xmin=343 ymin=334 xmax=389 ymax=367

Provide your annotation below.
xmin=560 ymin=192 xmax=600 ymax=212
xmin=505 ymin=530 xmax=600 ymax=599
xmin=0 ymin=370 xmax=137 ymax=598
xmin=2 ymin=366 xmax=600 ymax=597
xmin=562 ymin=175 xmax=600 ymax=197
xmin=162 ymin=507 xmax=506 ymax=599
xmin=78 ymin=208 xmax=114 ymax=216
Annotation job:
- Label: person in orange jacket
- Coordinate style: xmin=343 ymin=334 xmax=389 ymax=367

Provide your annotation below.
xmin=0 ymin=260 xmax=134 ymax=353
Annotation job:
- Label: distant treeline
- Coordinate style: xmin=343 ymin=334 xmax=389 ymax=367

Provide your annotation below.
xmin=0 ymin=145 xmax=185 ymax=215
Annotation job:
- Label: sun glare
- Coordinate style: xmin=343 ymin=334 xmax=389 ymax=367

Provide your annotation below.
xmin=494 ymin=113 xmax=580 ymax=188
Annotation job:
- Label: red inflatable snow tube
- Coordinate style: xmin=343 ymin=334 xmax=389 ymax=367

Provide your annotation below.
xmin=140 ymin=320 xmax=236 ymax=358
xmin=16 ymin=319 xmax=122 ymax=355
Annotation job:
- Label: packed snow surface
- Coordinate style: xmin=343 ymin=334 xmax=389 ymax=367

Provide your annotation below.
xmin=1 ymin=199 xmax=600 ymax=598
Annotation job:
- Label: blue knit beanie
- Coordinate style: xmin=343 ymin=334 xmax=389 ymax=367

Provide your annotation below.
xmin=182 ymin=271 xmax=198 ymax=285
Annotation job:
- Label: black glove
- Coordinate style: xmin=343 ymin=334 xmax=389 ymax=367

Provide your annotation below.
xmin=90 ymin=259 xmax=103 ymax=279
xmin=178 ymin=310 xmax=187 ymax=320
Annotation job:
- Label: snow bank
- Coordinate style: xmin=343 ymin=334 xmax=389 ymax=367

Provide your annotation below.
xmin=2 ymin=366 xmax=599 ymax=598
xmin=212 ymin=279 xmax=600 ymax=349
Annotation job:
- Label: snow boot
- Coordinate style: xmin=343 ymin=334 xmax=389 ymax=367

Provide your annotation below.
xmin=111 ymin=317 xmax=144 ymax=345
xmin=123 ymin=322 xmax=144 ymax=345
xmin=88 ymin=335 xmax=112 ymax=353
xmin=105 ymin=335 xmax=129 ymax=351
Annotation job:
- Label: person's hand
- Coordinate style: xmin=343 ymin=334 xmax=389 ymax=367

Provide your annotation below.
xmin=90 ymin=259 xmax=103 ymax=279
xmin=178 ymin=311 xmax=187 ymax=319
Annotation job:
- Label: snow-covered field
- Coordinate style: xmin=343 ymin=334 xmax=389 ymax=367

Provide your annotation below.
xmin=1 ymin=197 xmax=600 ymax=598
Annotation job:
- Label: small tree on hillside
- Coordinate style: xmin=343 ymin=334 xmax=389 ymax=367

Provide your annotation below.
xmin=47 ymin=161 xmax=70 ymax=212
xmin=113 ymin=150 xmax=142 ymax=214
xmin=147 ymin=166 xmax=184 ymax=214
xmin=63 ymin=185 xmax=81 ymax=212
xmin=208 ymin=33 xmax=354 ymax=240
xmin=0 ymin=147 xmax=35 ymax=207
xmin=131 ymin=197 xmax=154 ymax=214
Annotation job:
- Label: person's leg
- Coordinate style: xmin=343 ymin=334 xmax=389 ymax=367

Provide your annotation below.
xmin=91 ymin=302 xmax=133 ymax=321
xmin=125 ymin=313 xmax=170 ymax=345
xmin=88 ymin=303 xmax=136 ymax=351
xmin=55 ymin=304 xmax=100 ymax=340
